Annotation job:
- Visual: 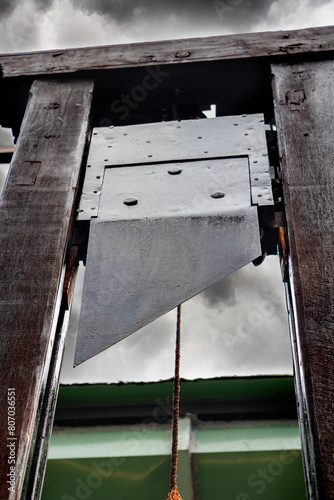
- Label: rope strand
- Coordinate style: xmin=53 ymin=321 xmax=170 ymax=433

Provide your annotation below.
xmin=167 ymin=305 xmax=182 ymax=500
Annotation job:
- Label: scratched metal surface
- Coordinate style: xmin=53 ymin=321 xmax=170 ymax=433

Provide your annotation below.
xmin=75 ymin=208 xmax=261 ymax=365
xmin=98 ymin=157 xmax=250 ymax=220
xmin=78 ymin=113 xmax=272 ymax=219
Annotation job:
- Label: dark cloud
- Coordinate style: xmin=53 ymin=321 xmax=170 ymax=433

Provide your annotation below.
xmin=0 ymin=0 xmax=14 ymax=16
xmin=0 ymin=0 xmax=54 ymax=18
xmin=201 ymin=273 xmax=237 ymax=308
xmin=68 ymin=0 xmax=276 ymax=31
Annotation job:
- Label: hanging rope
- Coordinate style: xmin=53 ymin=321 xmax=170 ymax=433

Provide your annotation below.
xmin=167 ymin=304 xmax=183 ymax=500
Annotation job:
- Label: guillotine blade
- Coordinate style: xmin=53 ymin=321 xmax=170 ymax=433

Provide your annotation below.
xmin=75 ymin=208 xmax=260 ymax=366
xmin=74 ymin=115 xmax=273 ymax=365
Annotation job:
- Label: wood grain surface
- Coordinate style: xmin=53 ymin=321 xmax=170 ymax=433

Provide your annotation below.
xmin=272 ymin=59 xmax=334 ymax=499
xmin=0 ymin=26 xmax=333 ymax=78
xmin=0 ymin=78 xmax=93 ymax=499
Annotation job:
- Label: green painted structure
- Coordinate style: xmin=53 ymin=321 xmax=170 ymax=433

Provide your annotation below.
xmin=42 ymin=377 xmax=306 ymax=499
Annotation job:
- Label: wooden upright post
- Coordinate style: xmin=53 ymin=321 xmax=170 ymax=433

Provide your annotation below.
xmin=272 ymin=60 xmax=334 ymax=499
xmin=0 ymin=79 xmax=93 ymax=499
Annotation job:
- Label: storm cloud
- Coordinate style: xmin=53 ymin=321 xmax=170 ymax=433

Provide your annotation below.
xmin=69 ymin=0 xmax=274 ymax=31
xmin=1 ymin=0 xmax=334 ymax=53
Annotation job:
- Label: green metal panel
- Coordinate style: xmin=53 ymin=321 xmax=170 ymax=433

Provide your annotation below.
xmin=42 ymin=456 xmax=170 ymax=500
xmin=42 ymin=450 xmax=306 ymax=500
xmin=57 ymin=376 xmax=295 ymax=410
xmin=193 ymin=450 xmax=305 ymax=500
xmin=44 ymin=377 xmax=305 ymax=499
xmin=42 ymin=420 xmax=306 ymax=499
xmin=196 ymin=425 xmax=301 ymax=453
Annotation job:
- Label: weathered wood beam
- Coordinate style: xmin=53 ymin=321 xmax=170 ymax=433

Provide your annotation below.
xmin=0 ymin=26 xmax=333 ymax=78
xmin=272 ymin=60 xmax=334 ymax=499
xmin=0 ymin=78 xmax=93 ymax=500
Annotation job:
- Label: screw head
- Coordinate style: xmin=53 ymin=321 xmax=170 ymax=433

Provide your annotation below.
xmin=211 ymin=191 xmax=225 ymax=199
xmin=123 ymin=197 xmax=138 ymax=206
xmin=168 ymin=167 xmax=182 ymax=175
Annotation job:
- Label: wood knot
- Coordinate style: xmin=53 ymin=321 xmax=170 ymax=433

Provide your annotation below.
xmin=285 ymin=89 xmax=306 ymax=111
xmin=175 ymin=51 xmax=191 ymax=58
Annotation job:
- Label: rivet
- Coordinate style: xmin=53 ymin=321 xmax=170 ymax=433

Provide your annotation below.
xmin=104 ymin=159 xmax=108 ymax=162
xmin=253 ymin=160 xmax=258 ymax=163
xmin=168 ymin=167 xmax=182 ymax=175
xmin=148 ymin=154 xmax=153 ymax=158
xmin=242 ymin=114 xmax=247 ymax=118
xmin=268 ymin=197 xmax=273 ymax=201
xmin=91 ymin=207 xmax=96 ymax=210
xmin=87 ymin=165 xmax=91 ymax=168
xmin=262 ymin=153 xmax=267 ymax=156
xmin=245 ymin=133 xmax=249 ymax=136
xmin=198 ymin=136 xmax=202 ymax=139
xmin=234 ymin=123 xmax=238 ymax=126
xmin=254 ymin=177 xmax=259 ymax=181
xmin=211 ymin=191 xmax=225 ymax=199
xmin=108 ymin=145 xmax=112 ymax=148
xmin=204 ymin=151 xmax=208 ymax=154
xmin=96 ymin=176 xmax=101 ymax=179
xmin=258 ymin=194 xmax=262 ymax=197
xmin=124 ymin=197 xmax=138 ymax=206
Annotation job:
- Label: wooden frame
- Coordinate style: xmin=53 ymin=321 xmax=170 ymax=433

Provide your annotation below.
xmin=0 ymin=25 xmax=333 ymax=500
xmin=0 ymin=79 xmax=93 ymax=499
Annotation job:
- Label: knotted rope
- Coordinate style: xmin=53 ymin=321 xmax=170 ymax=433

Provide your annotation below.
xmin=167 ymin=304 xmax=182 ymax=500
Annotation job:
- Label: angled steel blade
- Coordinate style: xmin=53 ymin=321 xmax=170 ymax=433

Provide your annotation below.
xmin=74 ymin=156 xmax=263 ymax=365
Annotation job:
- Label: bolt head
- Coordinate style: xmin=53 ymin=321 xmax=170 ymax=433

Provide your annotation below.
xmin=123 ymin=197 xmax=138 ymax=206
xmin=211 ymin=191 xmax=225 ymax=199
xmin=168 ymin=167 xmax=182 ymax=175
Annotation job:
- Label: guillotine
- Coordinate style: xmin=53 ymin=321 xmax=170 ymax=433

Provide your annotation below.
xmin=0 ymin=25 xmax=334 ymax=499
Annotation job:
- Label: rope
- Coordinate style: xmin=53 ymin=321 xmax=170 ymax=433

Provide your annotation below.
xmin=167 ymin=304 xmax=182 ymax=500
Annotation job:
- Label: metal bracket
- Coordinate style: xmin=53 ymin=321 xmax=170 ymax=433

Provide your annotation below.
xmin=74 ymin=114 xmax=273 ymax=365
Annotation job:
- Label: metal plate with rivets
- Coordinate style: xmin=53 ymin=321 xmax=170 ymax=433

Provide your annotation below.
xmin=77 ymin=113 xmax=272 ymax=219
xmin=98 ymin=157 xmax=250 ymax=221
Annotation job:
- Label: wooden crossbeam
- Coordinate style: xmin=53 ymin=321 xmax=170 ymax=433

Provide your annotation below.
xmin=0 ymin=78 xmax=93 ymax=499
xmin=0 ymin=26 xmax=333 ymax=79
xmin=272 ymin=60 xmax=334 ymax=500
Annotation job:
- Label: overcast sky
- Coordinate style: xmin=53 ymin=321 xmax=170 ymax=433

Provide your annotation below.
xmin=0 ymin=0 xmax=333 ymax=53
xmin=1 ymin=1 xmax=332 ymax=383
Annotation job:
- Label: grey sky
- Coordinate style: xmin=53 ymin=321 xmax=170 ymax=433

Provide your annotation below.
xmin=0 ymin=0 xmax=333 ymax=53
xmin=1 ymin=1 xmax=332 ymax=382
